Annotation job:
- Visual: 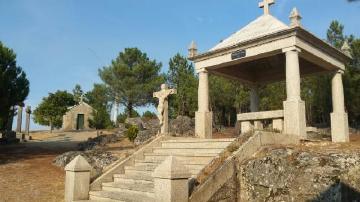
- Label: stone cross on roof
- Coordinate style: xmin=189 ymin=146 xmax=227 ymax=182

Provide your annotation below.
xmin=259 ymin=0 xmax=275 ymax=15
xmin=80 ymin=94 xmax=84 ymax=103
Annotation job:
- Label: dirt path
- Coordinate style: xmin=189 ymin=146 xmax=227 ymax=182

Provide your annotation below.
xmin=0 ymin=130 xmax=102 ymax=202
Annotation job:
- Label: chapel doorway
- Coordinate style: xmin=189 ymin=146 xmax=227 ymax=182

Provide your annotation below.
xmin=76 ymin=114 xmax=85 ymax=130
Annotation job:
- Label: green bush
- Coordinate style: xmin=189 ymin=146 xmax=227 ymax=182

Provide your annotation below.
xmin=142 ymin=111 xmax=157 ymax=119
xmin=117 ymin=113 xmax=127 ymax=124
xmin=126 ymin=125 xmax=139 ymax=142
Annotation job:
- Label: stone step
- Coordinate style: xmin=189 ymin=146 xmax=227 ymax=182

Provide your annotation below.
xmin=143 ymin=153 xmax=215 ymax=164
xmin=152 ymin=147 xmax=224 ymax=155
xmin=126 ymin=162 xmax=206 ymax=172
xmin=114 ymin=173 xmax=153 ymax=182
xmin=89 ymin=190 xmax=154 ymax=202
xmin=124 ymin=165 xmax=202 ymax=176
xmin=163 ymin=138 xmax=235 ymax=143
xmin=161 ymin=141 xmax=233 ymax=149
xmin=75 ymin=199 xmax=122 ymax=202
xmin=102 ymin=181 xmax=154 ymax=193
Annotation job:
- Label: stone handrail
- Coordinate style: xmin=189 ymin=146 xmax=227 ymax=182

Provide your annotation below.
xmin=237 ymin=110 xmax=284 ymax=121
xmin=189 ymin=132 xmax=299 ymax=202
xmin=90 ymin=135 xmax=168 ymax=191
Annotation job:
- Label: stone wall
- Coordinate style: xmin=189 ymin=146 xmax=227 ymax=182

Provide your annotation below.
xmin=62 ymin=102 xmax=93 ymax=131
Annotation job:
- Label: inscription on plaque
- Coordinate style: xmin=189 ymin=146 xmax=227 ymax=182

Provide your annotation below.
xmin=231 ymin=50 xmax=246 ymax=60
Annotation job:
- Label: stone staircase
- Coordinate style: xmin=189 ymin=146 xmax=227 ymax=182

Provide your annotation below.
xmin=82 ymin=138 xmax=235 ymax=202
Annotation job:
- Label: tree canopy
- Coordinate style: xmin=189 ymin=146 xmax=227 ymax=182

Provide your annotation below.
xmin=99 ymin=48 xmax=164 ymax=117
xmin=167 ymin=54 xmax=198 ymax=118
xmin=0 ymin=41 xmax=29 ymax=131
xmin=72 ymin=84 xmax=84 ymax=104
xmin=33 ymin=90 xmax=75 ymax=131
xmin=85 ymin=84 xmax=113 ymax=129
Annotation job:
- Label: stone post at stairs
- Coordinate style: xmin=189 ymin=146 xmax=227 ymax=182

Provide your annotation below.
xmin=195 ymin=68 xmax=212 ymax=138
xmin=153 ymin=156 xmax=191 ymax=202
xmin=16 ymin=105 xmax=23 ymax=133
xmin=282 ymin=47 xmax=306 ymax=138
xmin=65 ymin=155 xmax=92 ymax=202
xmin=25 ymin=106 xmax=32 ymax=140
xmin=330 ymin=70 xmax=349 ymax=142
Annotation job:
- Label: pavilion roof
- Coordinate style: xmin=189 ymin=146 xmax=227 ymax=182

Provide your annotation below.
xmin=210 ymin=14 xmax=289 ymax=51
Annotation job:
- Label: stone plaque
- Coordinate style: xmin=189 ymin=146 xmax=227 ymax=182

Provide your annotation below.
xmin=231 ymin=50 xmax=246 ymax=60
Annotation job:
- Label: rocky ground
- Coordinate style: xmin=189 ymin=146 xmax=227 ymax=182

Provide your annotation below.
xmin=209 ymin=135 xmax=360 ymax=202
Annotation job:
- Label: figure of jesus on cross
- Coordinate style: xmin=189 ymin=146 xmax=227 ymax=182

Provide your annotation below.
xmin=153 ymin=84 xmax=176 ymax=134
xmin=259 ymin=0 xmax=275 ymax=15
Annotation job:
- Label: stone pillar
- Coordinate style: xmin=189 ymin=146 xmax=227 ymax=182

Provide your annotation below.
xmin=25 ymin=106 xmax=31 ymax=140
xmin=330 ymin=70 xmax=349 ymax=142
xmin=195 ymin=69 xmax=212 ymax=138
xmin=282 ymin=47 xmax=306 ymax=138
xmin=16 ymin=105 xmax=23 ymax=133
xmin=64 ymin=155 xmax=92 ymax=202
xmin=241 ymin=121 xmax=253 ymax=134
xmin=272 ymin=119 xmax=283 ymax=132
xmin=250 ymin=86 xmax=263 ymax=130
xmin=152 ymin=156 xmax=191 ymax=202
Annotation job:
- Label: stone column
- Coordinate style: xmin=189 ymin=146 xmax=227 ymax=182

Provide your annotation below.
xmin=282 ymin=47 xmax=306 ymax=138
xmin=152 ymin=156 xmax=191 ymax=202
xmin=25 ymin=106 xmax=31 ymax=140
xmin=16 ymin=105 xmax=23 ymax=133
xmin=330 ymin=70 xmax=349 ymax=142
xmin=65 ymin=155 xmax=91 ymax=202
xmin=195 ymin=68 xmax=212 ymax=138
xmin=250 ymin=86 xmax=263 ymax=130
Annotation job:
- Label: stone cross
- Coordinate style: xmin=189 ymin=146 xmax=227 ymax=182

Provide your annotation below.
xmin=80 ymin=94 xmax=84 ymax=103
xmin=259 ymin=0 xmax=275 ymax=15
xmin=25 ymin=106 xmax=32 ymax=139
xmin=153 ymin=84 xmax=176 ymax=134
xmin=16 ymin=105 xmax=23 ymax=133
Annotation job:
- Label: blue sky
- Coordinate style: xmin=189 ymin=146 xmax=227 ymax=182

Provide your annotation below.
xmin=1 ymin=0 xmax=359 ymax=130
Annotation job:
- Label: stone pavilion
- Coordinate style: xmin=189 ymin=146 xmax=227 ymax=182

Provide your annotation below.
xmin=189 ymin=0 xmax=351 ymax=142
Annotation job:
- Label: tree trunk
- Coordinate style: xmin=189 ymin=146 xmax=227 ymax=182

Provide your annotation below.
xmin=127 ymin=102 xmax=133 ymax=118
xmin=50 ymin=120 xmax=53 ymax=133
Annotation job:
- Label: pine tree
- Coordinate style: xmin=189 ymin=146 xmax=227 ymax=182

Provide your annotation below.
xmin=99 ymin=48 xmax=164 ymax=117
xmin=167 ymin=54 xmax=198 ymax=118
xmin=0 ymin=41 xmax=30 ymax=131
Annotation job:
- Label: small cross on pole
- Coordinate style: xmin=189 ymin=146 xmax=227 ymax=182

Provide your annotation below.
xmin=259 ymin=0 xmax=275 ymax=15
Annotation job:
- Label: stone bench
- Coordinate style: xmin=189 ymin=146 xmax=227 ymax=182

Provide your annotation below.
xmin=237 ymin=110 xmax=284 ymax=133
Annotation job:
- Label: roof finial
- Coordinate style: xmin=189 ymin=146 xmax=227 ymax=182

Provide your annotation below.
xmin=289 ymin=7 xmax=302 ymax=28
xmin=341 ymin=40 xmax=351 ymax=57
xmin=259 ymin=0 xmax=275 ymax=15
xmin=188 ymin=41 xmax=198 ymax=58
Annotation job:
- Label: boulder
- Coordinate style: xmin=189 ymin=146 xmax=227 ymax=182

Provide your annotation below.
xmin=134 ymin=130 xmax=153 ymax=145
xmin=169 ymin=116 xmax=195 ymax=136
xmin=125 ymin=117 xmax=145 ymax=130
xmin=78 ymin=132 xmax=123 ymax=150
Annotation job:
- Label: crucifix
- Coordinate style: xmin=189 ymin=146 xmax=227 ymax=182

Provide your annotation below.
xmin=153 ymin=84 xmax=176 ymax=134
xmin=259 ymin=0 xmax=275 ymax=15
